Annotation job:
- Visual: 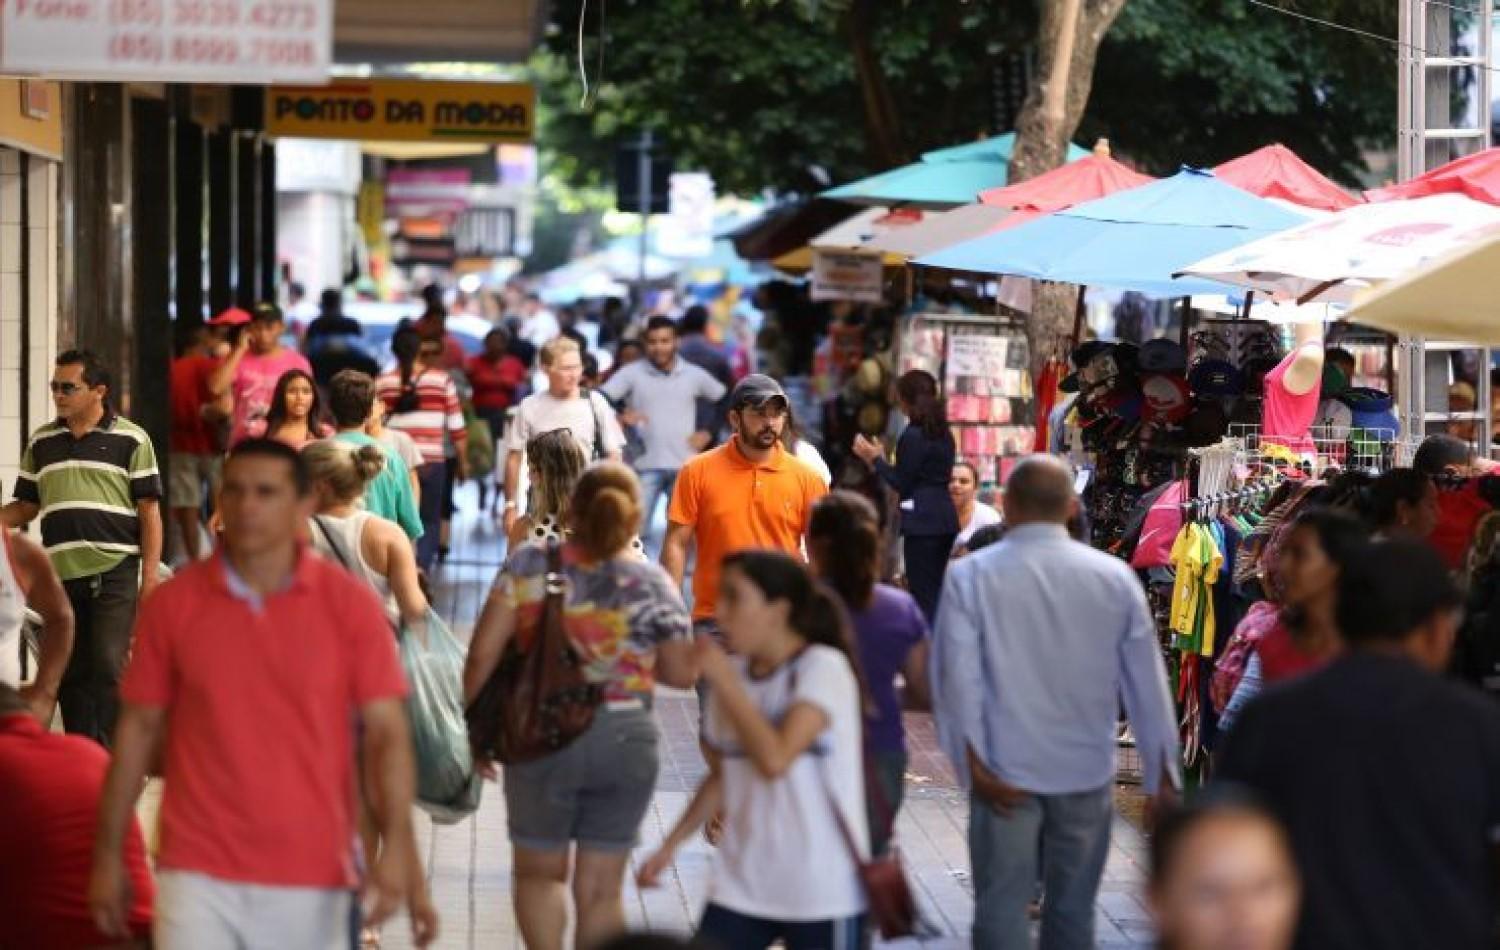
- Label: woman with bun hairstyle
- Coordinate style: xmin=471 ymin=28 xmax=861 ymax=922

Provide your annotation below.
xmin=852 ymin=369 xmax=959 ymax=622
xmin=465 ymin=462 xmax=697 ymax=950
xmin=807 ymin=490 xmax=928 ymax=856
xmin=303 ymin=440 xmax=428 ymax=629
xmin=639 ymin=550 xmax=869 ymax=950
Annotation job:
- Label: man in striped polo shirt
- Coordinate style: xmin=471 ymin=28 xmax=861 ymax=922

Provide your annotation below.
xmin=0 ymin=350 xmax=163 ymax=746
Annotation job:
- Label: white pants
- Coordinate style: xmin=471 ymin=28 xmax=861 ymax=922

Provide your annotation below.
xmin=155 ymin=870 xmax=355 ymax=950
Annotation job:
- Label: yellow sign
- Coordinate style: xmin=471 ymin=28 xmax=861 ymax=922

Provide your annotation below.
xmin=266 ymin=79 xmax=534 ymax=143
xmin=0 ymin=79 xmax=61 ymax=161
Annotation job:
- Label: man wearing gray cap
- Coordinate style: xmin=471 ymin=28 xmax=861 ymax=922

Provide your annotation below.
xmin=662 ymin=374 xmax=827 ymax=632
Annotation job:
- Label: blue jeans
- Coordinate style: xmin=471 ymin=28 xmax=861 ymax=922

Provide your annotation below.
xmin=415 ymin=462 xmax=446 ymax=570
xmin=969 ymin=785 xmax=1113 ymax=950
xmin=636 ymin=468 xmax=678 ymax=546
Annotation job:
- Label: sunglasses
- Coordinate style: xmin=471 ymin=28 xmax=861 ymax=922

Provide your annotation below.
xmin=49 ymin=381 xmax=87 ymax=395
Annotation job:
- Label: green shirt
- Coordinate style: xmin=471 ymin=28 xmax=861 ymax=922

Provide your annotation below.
xmin=15 ymin=411 xmax=162 ymax=580
xmin=333 ymin=431 xmax=423 ymax=541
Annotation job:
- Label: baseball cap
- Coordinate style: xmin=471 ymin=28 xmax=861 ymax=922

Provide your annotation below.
xmin=1139 ymin=339 xmax=1187 ymax=374
xmin=1141 ymin=373 xmax=1192 ymax=424
xmin=1188 ymin=359 xmax=1244 ymax=398
xmin=208 ymin=306 xmax=252 ymax=327
xmin=729 ymin=374 xmax=789 ymax=409
xmin=250 ymin=302 xmax=284 ymax=324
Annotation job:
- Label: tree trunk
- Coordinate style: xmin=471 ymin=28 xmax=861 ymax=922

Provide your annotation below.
xmin=845 ymin=0 xmax=907 ymax=168
xmin=1009 ymin=0 xmax=1129 ymax=374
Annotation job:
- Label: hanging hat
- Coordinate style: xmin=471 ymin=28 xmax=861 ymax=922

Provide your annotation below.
xmin=1139 ymin=339 xmax=1187 ymax=375
xmin=1182 ymin=402 xmax=1230 ymax=447
xmin=1141 ymin=374 xmax=1193 ymax=425
xmin=1189 ymin=359 xmax=1244 ymax=398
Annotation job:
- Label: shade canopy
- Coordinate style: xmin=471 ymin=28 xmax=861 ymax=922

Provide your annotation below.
xmin=979 ymin=151 xmax=1154 ymax=211
xmin=1213 ymin=144 xmax=1360 ymax=211
xmin=861 ymin=203 xmax=1014 ymax=259
xmin=1365 ymin=147 xmax=1500 ymax=206
xmin=1344 ymin=233 xmax=1500 ymax=343
xmin=1178 ymin=194 xmax=1500 ymax=304
xmin=823 ymin=133 xmax=1090 ymax=208
xmin=916 ymin=168 xmax=1307 ymax=297
xmin=724 ymin=198 xmax=863 ymax=262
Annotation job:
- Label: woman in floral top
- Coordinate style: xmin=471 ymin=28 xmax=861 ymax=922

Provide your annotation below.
xmin=465 ymin=462 xmax=696 ymax=949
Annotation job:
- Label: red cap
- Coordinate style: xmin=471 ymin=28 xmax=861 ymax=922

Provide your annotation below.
xmin=208 ymin=307 xmax=252 ymax=327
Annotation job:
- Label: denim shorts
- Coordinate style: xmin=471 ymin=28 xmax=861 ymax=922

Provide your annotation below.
xmin=503 ymin=705 xmax=659 ymax=852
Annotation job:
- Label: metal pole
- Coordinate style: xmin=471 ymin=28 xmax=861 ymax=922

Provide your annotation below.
xmin=637 ymin=130 xmax=652 ymax=305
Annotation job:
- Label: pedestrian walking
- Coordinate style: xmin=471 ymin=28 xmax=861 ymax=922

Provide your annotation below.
xmin=1147 ymin=789 xmax=1299 ymax=950
xmin=507 ymin=428 xmax=585 ymax=551
xmin=302 ymin=288 xmax=379 ymax=387
xmin=366 ymin=400 xmax=425 ymax=504
xmin=931 ymin=455 xmax=1180 ymax=950
xmin=377 ymin=328 xmax=469 ymax=570
xmin=782 ymin=408 xmax=831 ymax=486
xmin=469 ymin=328 xmax=528 ymax=511
xmin=88 ymin=438 xmax=437 ymax=948
xmin=0 ymin=350 xmax=163 ymax=747
xmin=504 ymin=336 xmax=625 ymax=537
xmin=1365 ymin=467 xmax=1440 ymax=541
xmin=209 ymin=302 xmax=313 ymax=446
xmin=168 ymin=322 xmax=228 ymax=562
xmin=327 ymin=369 xmax=423 ymax=543
xmin=807 ymin=490 xmax=928 ymax=856
xmin=304 ymin=440 xmax=428 ymax=629
xmin=1217 ymin=539 xmax=1500 ymax=950
xmin=600 ymin=316 xmax=727 ymax=544
xmin=0 ymin=683 xmax=155 ymax=946
xmin=0 ymin=528 xmax=74 ymax=723
xmin=465 ymin=462 xmax=696 ymax=950
xmin=949 ymin=461 xmax=1002 ymax=554
xmin=245 ymin=367 xmax=332 ymax=447
xmin=852 ymin=370 xmax=959 ymax=622
xmin=638 ymin=551 xmax=868 ymax=950
xmin=661 ymin=374 xmax=827 ymax=633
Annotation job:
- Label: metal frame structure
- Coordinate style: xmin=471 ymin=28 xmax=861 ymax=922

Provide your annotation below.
xmin=1396 ymin=0 xmax=1495 ymax=456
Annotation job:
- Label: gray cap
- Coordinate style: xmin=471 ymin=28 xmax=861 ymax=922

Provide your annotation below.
xmin=729 ymin=373 xmax=788 ymax=409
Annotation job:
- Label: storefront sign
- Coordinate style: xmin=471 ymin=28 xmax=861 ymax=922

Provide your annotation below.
xmin=0 ymin=79 xmax=61 ymax=160
xmin=266 ymin=79 xmax=534 ymax=143
xmin=0 ymin=0 xmax=332 ymax=83
xmin=811 ymin=249 xmax=883 ymax=303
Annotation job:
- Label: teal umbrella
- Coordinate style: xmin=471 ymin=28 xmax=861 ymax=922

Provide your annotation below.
xmin=824 ymin=133 xmax=1090 ymax=209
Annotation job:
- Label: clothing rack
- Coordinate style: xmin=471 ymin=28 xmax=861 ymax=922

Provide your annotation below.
xmin=1179 ymin=478 xmax=1284 ymax=517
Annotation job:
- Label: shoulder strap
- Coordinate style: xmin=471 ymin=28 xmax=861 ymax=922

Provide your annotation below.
xmin=313 ymin=515 xmax=356 ymax=574
xmin=789 ymin=652 xmax=880 ymax=861
xmin=586 ymin=389 xmax=607 ymax=460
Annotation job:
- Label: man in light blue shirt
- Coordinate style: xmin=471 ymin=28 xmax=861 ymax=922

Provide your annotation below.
xmin=600 ymin=316 xmax=727 ymax=545
xmin=932 ymin=455 xmax=1180 ymax=950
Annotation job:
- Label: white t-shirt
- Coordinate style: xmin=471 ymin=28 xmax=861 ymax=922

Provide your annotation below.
xmin=954 ymin=502 xmax=1003 ymax=550
xmin=704 ymin=645 xmax=868 ymax=921
xmin=0 ymin=533 xmax=25 ymax=688
xmin=376 ymin=428 xmax=425 ymax=473
xmin=509 ymin=390 xmax=626 ymax=461
xmin=792 ymin=440 xmax=832 ymax=486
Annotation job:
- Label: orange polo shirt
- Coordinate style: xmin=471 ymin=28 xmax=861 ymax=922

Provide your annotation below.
xmin=668 ymin=438 xmax=828 ymax=620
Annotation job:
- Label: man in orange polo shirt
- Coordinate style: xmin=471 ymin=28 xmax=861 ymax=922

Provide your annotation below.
xmin=662 ymin=374 xmax=827 ymax=631
xmin=88 ymin=439 xmax=437 ymax=948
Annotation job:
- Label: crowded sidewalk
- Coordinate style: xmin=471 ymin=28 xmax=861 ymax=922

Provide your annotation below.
xmin=364 ymin=486 xmax=1157 ymax=950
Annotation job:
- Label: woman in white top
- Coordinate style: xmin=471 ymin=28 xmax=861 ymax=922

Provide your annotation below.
xmin=950 ymin=460 xmax=1002 ymax=554
xmin=639 ymin=550 xmax=868 ymax=950
xmin=303 ymin=441 xmax=428 ymax=630
xmin=0 ymin=529 xmax=73 ymax=723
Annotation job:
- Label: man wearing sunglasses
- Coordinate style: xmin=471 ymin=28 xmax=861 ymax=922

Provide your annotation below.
xmin=1 ymin=350 xmax=163 ymax=747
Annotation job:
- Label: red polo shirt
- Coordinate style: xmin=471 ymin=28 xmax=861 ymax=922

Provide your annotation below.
xmin=0 ymin=713 xmax=155 ymax=947
xmin=120 ymin=548 xmax=408 ymax=888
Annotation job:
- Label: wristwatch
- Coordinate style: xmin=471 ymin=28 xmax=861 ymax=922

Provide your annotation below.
xmin=503 ymin=501 xmax=518 ymax=511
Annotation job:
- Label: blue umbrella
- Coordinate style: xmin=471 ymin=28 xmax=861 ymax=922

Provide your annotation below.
xmin=914 ymin=167 xmax=1309 ymax=297
xmin=824 ymin=133 xmax=1090 ymax=209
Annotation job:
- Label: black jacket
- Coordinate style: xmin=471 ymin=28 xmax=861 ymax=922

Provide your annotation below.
xmin=875 ymin=426 xmax=959 ymax=537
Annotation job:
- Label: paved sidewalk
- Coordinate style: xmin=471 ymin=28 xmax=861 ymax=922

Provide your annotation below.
xmin=377 ymin=489 xmax=1157 ymax=949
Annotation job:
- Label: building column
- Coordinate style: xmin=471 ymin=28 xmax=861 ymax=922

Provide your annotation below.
xmin=174 ymin=108 xmax=204 ymax=325
xmin=132 ymin=96 xmax=171 ymax=460
xmin=234 ymin=134 xmax=260 ymax=307
xmin=207 ymin=129 xmax=233 ymax=316
xmin=260 ymin=139 xmax=277 ymax=303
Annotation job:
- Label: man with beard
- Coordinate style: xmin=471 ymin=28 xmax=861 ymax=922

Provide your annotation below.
xmin=662 ymin=375 xmax=827 ymax=636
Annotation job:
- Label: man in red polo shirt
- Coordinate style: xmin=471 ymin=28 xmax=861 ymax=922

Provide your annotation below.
xmin=88 ymin=438 xmax=438 ymax=948
xmin=0 ymin=683 xmax=154 ymax=948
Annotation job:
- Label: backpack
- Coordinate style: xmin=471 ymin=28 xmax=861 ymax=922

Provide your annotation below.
xmin=1210 ymin=600 xmax=1279 ymax=714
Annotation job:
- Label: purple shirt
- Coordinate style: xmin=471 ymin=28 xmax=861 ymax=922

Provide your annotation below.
xmin=851 ymin=584 xmax=928 ymax=753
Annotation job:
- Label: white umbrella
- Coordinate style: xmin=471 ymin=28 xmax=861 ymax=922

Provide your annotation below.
xmin=1178 ymin=194 xmax=1500 ymax=304
xmin=862 ymin=203 xmax=1013 ymax=259
xmin=808 ymin=206 xmax=920 ymax=250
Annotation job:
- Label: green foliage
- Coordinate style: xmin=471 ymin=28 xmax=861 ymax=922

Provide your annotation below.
xmin=533 ymin=0 xmax=1398 ymax=196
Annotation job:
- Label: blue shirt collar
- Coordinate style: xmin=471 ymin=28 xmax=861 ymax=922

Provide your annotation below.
xmin=1002 ymin=523 xmax=1069 ymax=542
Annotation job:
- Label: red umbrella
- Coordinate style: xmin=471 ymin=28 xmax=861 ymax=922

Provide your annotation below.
xmin=1365 ymin=147 xmax=1500 ymax=206
xmin=1214 ymin=144 xmax=1360 ymax=211
xmin=979 ymin=140 xmax=1154 ymax=213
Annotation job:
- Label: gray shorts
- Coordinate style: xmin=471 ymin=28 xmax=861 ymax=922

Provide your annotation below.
xmin=503 ymin=705 xmax=659 ymax=853
xmin=168 ymin=452 xmax=222 ymax=510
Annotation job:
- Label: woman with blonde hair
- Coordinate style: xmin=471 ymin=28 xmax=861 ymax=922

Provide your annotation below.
xmin=465 ymin=462 xmax=697 ymax=950
xmin=303 ymin=440 xmax=429 ymax=628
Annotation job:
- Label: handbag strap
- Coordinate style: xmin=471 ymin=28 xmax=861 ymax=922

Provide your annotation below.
xmin=789 ymin=657 xmax=870 ymax=867
xmin=585 ymin=389 xmax=607 ymax=461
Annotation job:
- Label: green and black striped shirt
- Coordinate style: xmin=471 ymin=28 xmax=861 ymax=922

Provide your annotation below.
xmin=13 ymin=411 xmax=162 ymax=580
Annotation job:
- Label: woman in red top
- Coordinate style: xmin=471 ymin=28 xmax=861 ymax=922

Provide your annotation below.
xmin=1259 ymin=508 xmax=1371 ymax=684
xmin=467 ymin=329 xmax=526 ymax=511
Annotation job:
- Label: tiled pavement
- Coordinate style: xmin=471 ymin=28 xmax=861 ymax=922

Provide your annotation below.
xmin=150 ymin=486 xmax=1158 ymax=948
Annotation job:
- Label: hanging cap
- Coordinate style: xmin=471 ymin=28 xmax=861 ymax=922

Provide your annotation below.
xmin=1139 ymin=339 xmax=1187 ymax=374
xmin=208 ymin=307 xmax=252 ymax=327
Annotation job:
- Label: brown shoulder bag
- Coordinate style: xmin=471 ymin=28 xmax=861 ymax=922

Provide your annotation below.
xmin=466 ymin=540 xmax=602 ymax=765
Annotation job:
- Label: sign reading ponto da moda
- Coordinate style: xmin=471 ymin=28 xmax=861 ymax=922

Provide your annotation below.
xmin=267 ymin=80 xmax=535 ymax=143
xmin=0 ymin=0 xmax=332 ymax=83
